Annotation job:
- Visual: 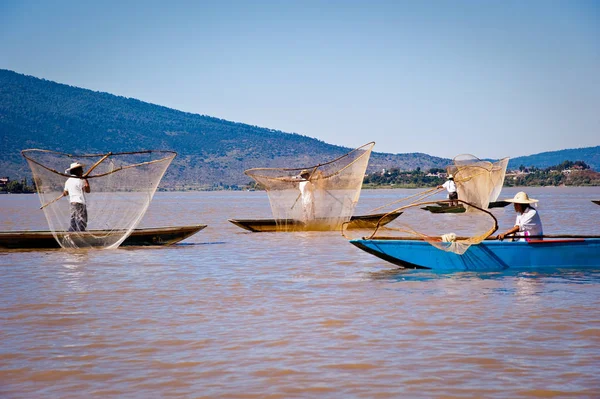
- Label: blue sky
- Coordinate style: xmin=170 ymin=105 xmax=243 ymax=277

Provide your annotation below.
xmin=1 ymin=0 xmax=598 ymax=159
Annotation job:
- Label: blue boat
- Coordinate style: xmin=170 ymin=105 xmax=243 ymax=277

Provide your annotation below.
xmin=350 ymin=237 xmax=600 ymax=271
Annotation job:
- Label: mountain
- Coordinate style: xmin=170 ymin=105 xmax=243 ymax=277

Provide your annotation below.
xmin=509 ymin=147 xmax=600 ymax=171
xmin=1 ymin=69 xmax=598 ymax=188
xmin=0 ymin=69 xmax=448 ymax=188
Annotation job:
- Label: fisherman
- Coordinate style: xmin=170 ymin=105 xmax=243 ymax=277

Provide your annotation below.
xmin=437 ymin=174 xmax=458 ymax=206
xmin=298 ymin=169 xmax=315 ymax=221
xmin=498 ymin=191 xmax=543 ymax=241
xmin=63 ymin=162 xmax=90 ymax=231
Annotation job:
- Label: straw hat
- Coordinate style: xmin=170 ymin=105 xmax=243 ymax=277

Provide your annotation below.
xmin=300 ymin=169 xmax=310 ymax=176
xmin=65 ymin=162 xmax=85 ymax=174
xmin=448 ymin=174 xmax=454 ymax=179
xmin=504 ymin=191 xmax=539 ymax=204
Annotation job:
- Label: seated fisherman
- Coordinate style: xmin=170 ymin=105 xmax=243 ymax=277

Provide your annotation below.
xmin=498 ymin=191 xmax=543 ymax=241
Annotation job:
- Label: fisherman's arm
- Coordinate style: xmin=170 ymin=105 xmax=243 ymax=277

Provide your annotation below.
xmin=498 ymin=225 xmax=520 ymax=240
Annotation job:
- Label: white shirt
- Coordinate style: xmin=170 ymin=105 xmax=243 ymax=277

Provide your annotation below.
xmin=515 ymin=207 xmax=543 ymax=238
xmin=299 ymin=180 xmax=314 ymax=205
xmin=442 ymin=180 xmax=456 ymax=193
xmin=64 ymin=177 xmax=87 ymax=204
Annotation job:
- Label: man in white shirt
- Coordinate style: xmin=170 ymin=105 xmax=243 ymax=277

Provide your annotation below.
xmin=63 ymin=162 xmax=91 ymax=231
xmin=298 ymin=169 xmax=315 ymax=222
xmin=437 ymin=174 xmax=458 ymax=206
xmin=498 ymin=191 xmax=543 ymax=241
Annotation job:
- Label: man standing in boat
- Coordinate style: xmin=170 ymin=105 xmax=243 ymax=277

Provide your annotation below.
xmin=298 ymin=169 xmax=316 ymax=222
xmin=63 ymin=162 xmax=90 ymax=231
xmin=498 ymin=191 xmax=543 ymax=241
xmin=438 ymin=174 xmax=458 ymax=206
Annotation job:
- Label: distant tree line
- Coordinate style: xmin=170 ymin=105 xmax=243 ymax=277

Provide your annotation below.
xmin=0 ymin=178 xmax=35 ymax=194
xmin=506 ymin=160 xmax=599 ymax=187
xmin=2 ymin=160 xmax=598 ymax=194
xmin=363 ymin=167 xmax=446 ymax=188
xmin=363 ymin=160 xmax=600 ymax=188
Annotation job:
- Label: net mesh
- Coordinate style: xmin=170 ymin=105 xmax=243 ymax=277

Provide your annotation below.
xmin=346 ymin=155 xmax=508 ymax=255
xmin=449 ymin=155 xmax=509 ymax=211
xmin=245 ymin=142 xmax=375 ymax=231
xmin=22 ymin=149 xmax=176 ymax=249
xmin=345 ymin=199 xmax=498 ymax=255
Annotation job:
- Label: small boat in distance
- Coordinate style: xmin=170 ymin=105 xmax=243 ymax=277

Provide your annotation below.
xmin=350 ymin=235 xmax=600 ymax=271
xmin=424 ymin=200 xmax=510 ymax=214
xmin=422 ymin=205 xmax=466 ymax=214
xmin=593 ymin=200 xmax=600 ymax=206
xmin=229 ymin=212 xmax=401 ymax=232
xmin=0 ymin=225 xmax=207 ymax=249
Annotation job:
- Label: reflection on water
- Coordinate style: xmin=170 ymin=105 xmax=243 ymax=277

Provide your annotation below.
xmin=367 ymin=267 xmax=600 ymax=283
xmin=1 ymin=187 xmax=600 ymax=398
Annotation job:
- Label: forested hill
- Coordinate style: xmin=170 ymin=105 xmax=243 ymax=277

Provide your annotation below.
xmin=0 ymin=69 xmax=448 ymax=188
xmin=509 ymin=147 xmax=600 ymax=171
xmin=1 ymin=69 xmax=598 ymax=189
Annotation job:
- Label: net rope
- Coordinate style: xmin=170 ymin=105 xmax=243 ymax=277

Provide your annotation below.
xmin=449 ymin=155 xmax=509 ymax=211
xmin=245 ymin=142 xmax=375 ymax=231
xmin=347 ymin=155 xmax=508 ymax=255
xmin=22 ymin=149 xmax=176 ymax=249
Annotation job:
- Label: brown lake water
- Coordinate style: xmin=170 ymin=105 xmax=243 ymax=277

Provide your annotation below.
xmin=1 ymin=187 xmax=600 ymax=398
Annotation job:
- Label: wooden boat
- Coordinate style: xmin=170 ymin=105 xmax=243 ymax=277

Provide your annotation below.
xmin=229 ymin=212 xmax=402 ymax=232
xmin=422 ymin=205 xmax=466 ymax=214
xmin=593 ymin=200 xmax=600 ymax=206
xmin=488 ymin=200 xmax=510 ymax=208
xmin=0 ymin=225 xmax=207 ymax=249
xmin=349 ymin=235 xmax=600 ymax=271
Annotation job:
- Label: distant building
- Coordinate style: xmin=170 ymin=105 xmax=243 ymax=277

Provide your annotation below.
xmin=0 ymin=177 xmax=9 ymax=188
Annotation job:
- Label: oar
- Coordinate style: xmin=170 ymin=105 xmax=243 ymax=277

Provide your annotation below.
xmin=39 ymin=152 xmax=112 ymax=209
xmin=40 ymin=192 xmax=66 ymax=209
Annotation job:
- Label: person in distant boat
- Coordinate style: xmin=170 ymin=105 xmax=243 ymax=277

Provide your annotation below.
xmin=298 ymin=169 xmax=316 ymax=221
xmin=498 ymin=192 xmax=543 ymax=241
xmin=437 ymin=174 xmax=458 ymax=206
xmin=63 ymin=162 xmax=90 ymax=231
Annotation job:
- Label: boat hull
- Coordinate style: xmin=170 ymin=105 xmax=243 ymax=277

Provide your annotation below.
xmin=229 ymin=213 xmax=401 ymax=232
xmin=0 ymin=225 xmax=207 ymax=249
xmin=350 ymin=238 xmax=600 ymax=271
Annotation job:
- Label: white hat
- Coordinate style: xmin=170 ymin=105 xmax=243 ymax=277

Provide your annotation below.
xmin=448 ymin=174 xmax=454 ymax=179
xmin=65 ymin=162 xmax=85 ymax=174
xmin=504 ymin=191 xmax=539 ymax=204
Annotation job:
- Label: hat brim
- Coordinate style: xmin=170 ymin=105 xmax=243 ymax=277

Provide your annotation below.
xmin=504 ymin=198 xmax=539 ymax=204
xmin=65 ymin=164 xmax=85 ymax=173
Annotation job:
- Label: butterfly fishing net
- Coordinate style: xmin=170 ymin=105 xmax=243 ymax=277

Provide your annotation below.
xmin=22 ymin=149 xmax=176 ymax=249
xmin=449 ymin=155 xmax=509 ymax=210
xmin=245 ymin=142 xmax=375 ymax=231
xmin=346 ymin=155 xmax=508 ymax=255
xmin=344 ymin=199 xmax=499 ymax=255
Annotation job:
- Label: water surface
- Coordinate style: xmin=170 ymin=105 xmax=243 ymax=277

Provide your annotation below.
xmin=1 ymin=187 xmax=599 ymax=398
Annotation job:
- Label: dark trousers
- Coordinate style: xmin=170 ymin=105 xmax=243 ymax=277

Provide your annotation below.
xmin=69 ymin=202 xmax=88 ymax=231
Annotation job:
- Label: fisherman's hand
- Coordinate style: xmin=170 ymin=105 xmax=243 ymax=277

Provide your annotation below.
xmin=498 ymin=233 xmax=505 ymax=241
